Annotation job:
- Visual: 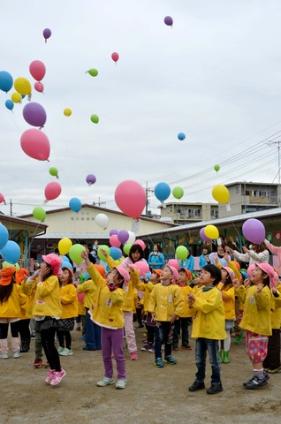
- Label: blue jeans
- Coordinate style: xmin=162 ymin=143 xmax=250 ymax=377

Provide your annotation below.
xmin=195 ymin=338 xmax=221 ymax=384
xmin=85 ymin=310 xmax=101 ymax=350
xmin=154 ymin=322 xmax=174 ymax=359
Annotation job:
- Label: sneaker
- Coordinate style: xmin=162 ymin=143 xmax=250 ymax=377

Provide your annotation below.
xmin=130 ymin=351 xmax=138 ymax=361
xmin=141 ymin=343 xmax=149 ymax=351
xmin=188 ymin=380 xmax=205 ymax=392
xmin=155 ymin=357 xmax=164 ymax=368
xmin=115 ymin=379 xmax=127 ymax=389
xmin=0 ymin=352 xmax=9 ymax=359
xmin=50 ymin=369 xmax=66 ymax=386
xmin=206 ymin=382 xmax=223 ymax=395
xmin=223 ymin=351 xmax=230 ymax=364
xmin=45 ymin=369 xmax=55 ymax=384
xmin=59 ymin=348 xmax=73 ymax=356
xmin=244 ymin=376 xmax=268 ymax=390
xmin=13 ymin=351 xmax=21 ymax=359
xmin=165 ymin=355 xmax=177 ymax=365
xmin=267 ymin=368 xmax=280 ymax=374
xmin=96 ymin=377 xmax=114 ymax=387
xmin=58 ymin=346 xmax=64 ymax=354
xmin=148 ymin=347 xmax=154 ymax=353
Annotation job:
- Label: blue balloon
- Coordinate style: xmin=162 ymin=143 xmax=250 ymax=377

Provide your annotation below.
xmin=177 ymin=132 xmax=186 ymax=141
xmin=0 ymin=71 xmax=13 ymax=93
xmin=62 ymin=260 xmax=73 ymax=270
xmin=154 ymin=182 xmax=171 ymax=202
xmin=109 ymin=247 xmax=122 ymax=260
xmin=69 ymin=197 xmax=82 ymax=213
xmin=0 ymin=240 xmax=21 ymax=264
xmin=0 ymin=223 xmax=9 ymax=249
xmin=5 ymin=99 xmax=14 ymax=111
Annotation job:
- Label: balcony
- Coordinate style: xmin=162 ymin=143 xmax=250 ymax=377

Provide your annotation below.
xmin=244 ymin=195 xmax=278 ymax=205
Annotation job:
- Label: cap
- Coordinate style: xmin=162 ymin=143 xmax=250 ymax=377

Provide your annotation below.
xmin=42 ymin=253 xmax=62 ymax=276
xmin=167 ymin=265 xmax=179 ymax=282
xmin=116 ymin=265 xmax=130 ymax=284
xmin=256 ymin=263 xmax=278 ymax=288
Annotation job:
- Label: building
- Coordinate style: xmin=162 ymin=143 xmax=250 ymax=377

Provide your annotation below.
xmin=160 ymin=202 xmax=219 ymax=224
xmin=20 ymin=204 xmax=173 ymax=257
xmin=219 ymin=182 xmax=281 ymax=218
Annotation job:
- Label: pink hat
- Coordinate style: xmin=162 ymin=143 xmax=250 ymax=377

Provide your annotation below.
xmin=42 ymin=253 xmax=62 ymax=276
xmin=222 ymin=267 xmax=236 ymax=283
xmin=256 ymin=263 xmax=278 ymax=288
xmin=167 ymin=265 xmax=179 ymax=282
xmin=247 ymin=264 xmax=256 ymax=278
xmin=116 ymin=265 xmax=130 ymax=284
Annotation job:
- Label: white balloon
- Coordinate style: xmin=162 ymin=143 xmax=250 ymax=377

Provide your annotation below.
xmin=95 ymin=213 xmax=109 ymax=229
xmin=127 ymin=230 xmax=136 ymax=244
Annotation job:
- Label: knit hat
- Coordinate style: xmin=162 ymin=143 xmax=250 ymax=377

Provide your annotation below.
xmin=222 ymin=267 xmax=236 ymax=284
xmin=256 ymin=263 xmax=278 ymax=289
xmin=42 ymin=253 xmax=62 ymax=276
xmin=116 ymin=265 xmax=130 ymax=284
xmin=0 ymin=266 xmax=16 ymax=286
xmin=15 ymin=268 xmax=29 ymax=285
xmin=167 ymin=265 xmax=179 ymax=282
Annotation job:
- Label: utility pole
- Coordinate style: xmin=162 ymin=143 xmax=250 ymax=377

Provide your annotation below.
xmin=9 ymin=199 xmax=13 ymax=216
xmin=268 ymin=140 xmax=281 ymax=206
xmin=145 ymin=182 xmax=154 ymax=216
xmin=93 ymin=197 xmax=106 ymax=207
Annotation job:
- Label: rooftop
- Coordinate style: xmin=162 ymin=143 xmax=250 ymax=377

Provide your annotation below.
xmin=226 ymin=181 xmax=279 ymax=187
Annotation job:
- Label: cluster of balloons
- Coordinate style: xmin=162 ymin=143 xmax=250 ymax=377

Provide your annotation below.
xmin=0 ymin=223 xmax=21 ymax=264
xmin=115 ymin=180 xmax=146 ymax=220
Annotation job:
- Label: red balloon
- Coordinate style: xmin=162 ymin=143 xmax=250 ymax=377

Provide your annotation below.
xmin=29 ymin=60 xmax=46 ymax=81
xmin=44 ymin=182 xmax=61 ymax=201
xmin=109 ymin=235 xmax=121 ymax=248
xmin=115 ymin=180 xmax=146 ymax=219
xmin=20 ymin=129 xmax=50 ymax=161
xmin=0 ymin=193 xmax=6 ymax=205
xmin=34 ymin=82 xmax=44 ymax=93
xmin=111 ymin=52 xmax=119 ymax=63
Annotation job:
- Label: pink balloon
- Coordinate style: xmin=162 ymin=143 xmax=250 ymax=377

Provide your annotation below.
xmin=20 ymin=129 xmax=50 ymax=161
xmin=134 ymin=239 xmax=146 ymax=251
xmin=29 ymin=60 xmax=46 ymax=81
xmin=167 ymin=259 xmax=179 ymax=270
xmin=34 ymin=82 xmax=44 ymax=93
xmin=131 ymin=260 xmax=149 ymax=277
xmin=44 ymin=182 xmax=61 ymax=201
xmin=0 ymin=193 xmax=6 ymax=204
xmin=115 ymin=180 xmax=146 ymax=219
xmin=109 ymin=234 xmax=121 ymax=248
xmin=111 ymin=52 xmax=119 ymax=63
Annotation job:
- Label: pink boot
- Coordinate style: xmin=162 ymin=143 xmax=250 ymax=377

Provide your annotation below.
xmin=45 ymin=369 xmax=55 ymax=384
xmin=11 ymin=337 xmax=21 ymax=358
xmin=0 ymin=339 xmax=9 ymax=359
xmin=50 ymin=369 xmax=66 ymax=386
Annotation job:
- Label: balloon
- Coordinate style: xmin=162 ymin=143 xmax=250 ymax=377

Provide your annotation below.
xmin=134 ymin=239 xmax=146 ymax=251
xmin=212 ymin=184 xmax=230 ymax=204
xmin=109 ymin=235 xmax=121 ymax=248
xmin=127 ymin=231 xmax=136 ymax=244
xmin=118 ymin=230 xmax=129 ymax=244
xmin=164 ymin=16 xmax=173 ymax=26
xmin=0 ymin=223 xmax=9 ymax=249
xmin=87 ymin=68 xmax=98 ymax=77
xmin=200 ymin=227 xmax=211 ymax=242
xmin=110 ymin=247 xmax=122 ymax=260
xmin=14 ymin=77 xmax=32 ymax=96
xmin=109 ymin=229 xmax=119 ymax=237
xmin=167 ymin=259 xmax=179 ymax=270
xmin=69 ymin=197 xmax=82 ymax=213
xmin=29 ymin=60 xmax=46 ymax=81
xmin=204 ymin=225 xmax=219 ymax=240
xmin=86 ymin=174 xmax=96 ymax=185
xmin=49 ymin=167 xmax=59 ymax=178
xmin=11 ymin=92 xmax=22 ymax=103
xmin=90 ymin=114 xmax=99 ymax=124
xmin=242 ymin=218 xmax=265 ymax=244
xmin=0 ymin=193 xmax=6 ymax=204
xmin=64 ymin=108 xmax=72 ymax=117
xmin=175 ymin=245 xmax=189 ymax=260
xmin=123 ymin=243 xmax=132 ymax=256
xmin=2 ymin=261 xmax=20 ymax=270
xmin=98 ymin=245 xmax=110 ymax=261
xmin=44 ymin=182 xmax=62 ymax=201
xmin=115 ymin=180 xmax=146 ymax=219
xmin=20 ymin=129 xmax=50 ymax=161
xmin=214 ymin=164 xmax=220 ymax=172
xmin=95 ymin=213 xmax=109 ymax=229
xmin=111 ymin=52 xmax=119 ymax=63
xmin=32 ymin=207 xmax=46 ymax=222
xmin=5 ymin=99 xmax=14 ymax=111
xmin=177 ymin=132 xmax=186 ymax=141
xmin=131 ymin=261 xmax=150 ymax=277
xmin=43 ymin=28 xmax=52 ymax=42
xmin=69 ymin=244 xmax=85 ymax=265
xmin=154 ymin=182 xmax=171 ymax=202
xmin=34 ymin=82 xmax=44 ymax=92
xmin=23 ymin=102 xmax=47 ymax=127
xmin=172 ymin=186 xmax=184 ymax=199
xmin=0 ymin=240 xmax=21 ymax=264
xmin=58 ymin=238 xmax=73 ymax=255
xmin=0 ymin=71 xmax=13 ymax=92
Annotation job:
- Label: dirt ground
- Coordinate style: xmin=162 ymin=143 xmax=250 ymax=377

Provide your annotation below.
xmin=1 ymin=328 xmax=281 ymax=424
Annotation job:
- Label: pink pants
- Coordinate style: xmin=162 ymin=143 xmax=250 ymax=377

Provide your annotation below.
xmin=246 ymin=331 xmax=268 ymax=363
xmin=124 ymin=312 xmax=137 ymax=353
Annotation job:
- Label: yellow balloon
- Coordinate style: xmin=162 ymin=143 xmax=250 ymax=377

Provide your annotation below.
xmin=64 ymin=108 xmax=72 ymax=117
xmin=212 ymin=184 xmax=230 ymax=204
xmin=14 ymin=77 xmax=32 ymax=96
xmin=58 ymin=238 xmax=73 ymax=255
xmin=205 ymin=225 xmax=219 ymax=240
xmin=11 ymin=92 xmax=22 ymax=103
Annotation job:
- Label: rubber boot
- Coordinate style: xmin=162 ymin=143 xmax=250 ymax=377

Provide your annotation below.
xmin=223 ymin=351 xmax=230 ymax=364
xmin=11 ymin=337 xmax=21 ymax=358
xmin=219 ymin=350 xmax=224 ymax=363
xmin=0 ymin=339 xmax=9 ymax=359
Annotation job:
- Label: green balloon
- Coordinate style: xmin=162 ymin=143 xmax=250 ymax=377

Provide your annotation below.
xmin=49 ymin=167 xmax=59 ymax=178
xmin=88 ymin=68 xmax=98 ymax=77
xmin=90 ymin=114 xmax=99 ymax=124
xmin=69 ymin=244 xmax=85 ymax=265
xmin=214 ymin=164 xmax=220 ymax=172
xmin=175 ymin=245 xmax=189 ymax=260
xmin=32 ymin=207 xmax=46 ymax=222
xmin=172 ymin=186 xmax=184 ymax=199
xmin=98 ymin=245 xmax=110 ymax=261
xmin=123 ymin=243 xmax=132 ymax=256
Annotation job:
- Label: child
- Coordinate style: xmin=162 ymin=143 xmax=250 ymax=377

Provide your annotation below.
xmin=148 ymin=265 xmax=183 ymax=368
xmin=173 ymin=268 xmax=192 ymax=350
xmin=82 ymin=251 xmax=130 ymax=389
xmin=15 ymin=268 xmax=30 ymax=352
xmin=0 ymin=267 xmax=27 ymax=359
xmin=188 ymin=264 xmax=225 ymax=395
xmin=239 ymin=263 xmax=273 ymax=389
xmin=57 ymin=264 xmax=78 ymax=356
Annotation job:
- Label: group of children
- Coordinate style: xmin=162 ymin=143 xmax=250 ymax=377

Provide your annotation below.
xmin=0 ymin=240 xmax=280 ymax=395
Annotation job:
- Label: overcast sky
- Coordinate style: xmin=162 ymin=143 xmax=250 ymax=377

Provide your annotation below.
xmin=1 ymin=0 xmax=281 ymax=216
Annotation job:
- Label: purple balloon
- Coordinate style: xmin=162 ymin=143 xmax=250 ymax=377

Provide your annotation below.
xmin=118 ymin=230 xmax=129 ymax=244
xmin=23 ymin=102 xmax=47 ymax=127
xmin=43 ymin=28 xmax=52 ymax=40
xmin=109 ymin=229 xmax=119 ymax=237
xmin=242 ymin=218 xmax=265 ymax=245
xmin=86 ymin=174 xmax=96 ymax=185
xmin=199 ymin=227 xmax=211 ymax=242
xmin=164 ymin=16 xmax=173 ymax=26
